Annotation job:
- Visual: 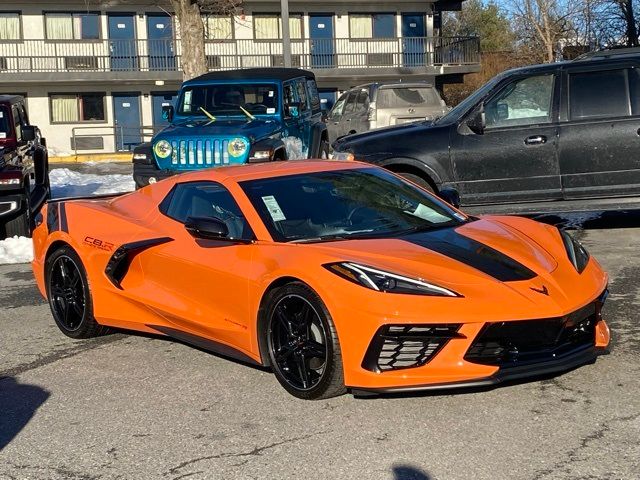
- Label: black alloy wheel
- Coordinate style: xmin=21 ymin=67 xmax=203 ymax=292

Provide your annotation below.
xmin=266 ymin=282 xmax=345 ymax=399
xmin=46 ymin=246 xmax=108 ymax=339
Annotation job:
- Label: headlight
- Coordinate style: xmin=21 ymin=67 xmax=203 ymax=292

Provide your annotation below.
xmin=250 ymin=150 xmax=271 ymax=160
xmin=153 ymin=140 xmax=172 ymax=159
xmin=228 ymin=138 xmax=248 ymax=157
xmin=324 ymin=262 xmax=460 ymax=297
xmin=560 ymin=229 xmax=590 ymax=273
xmin=132 ymin=152 xmax=148 ymax=161
xmin=332 ymin=151 xmax=355 ymax=161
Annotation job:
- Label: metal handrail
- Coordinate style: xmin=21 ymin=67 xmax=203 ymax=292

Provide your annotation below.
xmin=0 ymin=36 xmax=480 ymax=74
xmin=71 ymin=125 xmax=164 ymax=154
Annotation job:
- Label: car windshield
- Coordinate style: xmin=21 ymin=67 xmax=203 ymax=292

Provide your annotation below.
xmin=377 ymin=87 xmax=442 ymax=108
xmin=240 ymin=167 xmax=465 ymax=243
xmin=435 ymin=74 xmax=503 ymax=124
xmin=177 ymin=84 xmax=279 ymax=117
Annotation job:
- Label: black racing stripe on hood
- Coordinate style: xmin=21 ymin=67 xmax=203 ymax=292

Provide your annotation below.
xmin=401 ymin=227 xmax=537 ymax=282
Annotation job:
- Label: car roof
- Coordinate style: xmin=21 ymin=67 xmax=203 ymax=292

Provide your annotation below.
xmin=185 ymin=68 xmax=315 ymax=85
xmin=169 ymin=160 xmax=370 ymax=184
xmin=0 ymin=95 xmax=24 ymax=105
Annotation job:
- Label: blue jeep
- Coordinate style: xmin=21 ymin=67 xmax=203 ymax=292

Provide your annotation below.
xmin=133 ymin=68 xmax=329 ymax=188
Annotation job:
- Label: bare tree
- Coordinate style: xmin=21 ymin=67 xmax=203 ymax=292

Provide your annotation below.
xmin=509 ymin=0 xmax=578 ymax=62
xmin=167 ymin=0 xmax=241 ymax=79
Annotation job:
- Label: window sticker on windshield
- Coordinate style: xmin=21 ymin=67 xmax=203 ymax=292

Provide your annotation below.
xmin=266 ymin=108 xmax=276 ymax=114
xmin=268 ymin=91 xmax=274 ymax=97
xmin=0 ymin=112 xmax=3 ymax=118
xmin=262 ymin=195 xmax=286 ymax=221
xmin=409 ymin=203 xmax=451 ymax=223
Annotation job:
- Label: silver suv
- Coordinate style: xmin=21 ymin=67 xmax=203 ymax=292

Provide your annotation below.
xmin=327 ymin=82 xmax=449 ymax=143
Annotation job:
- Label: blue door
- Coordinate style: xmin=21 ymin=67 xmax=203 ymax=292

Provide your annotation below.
xmin=147 ymin=15 xmax=175 ymax=71
xmin=309 ymin=15 xmax=335 ymax=68
xmin=113 ymin=93 xmax=141 ymax=151
xmin=402 ymin=14 xmax=426 ymax=67
xmin=108 ymin=14 xmax=137 ymax=71
xmin=152 ymin=92 xmax=177 ymax=129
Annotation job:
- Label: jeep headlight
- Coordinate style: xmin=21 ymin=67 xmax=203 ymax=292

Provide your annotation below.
xmin=153 ymin=140 xmax=172 ymax=159
xmin=560 ymin=229 xmax=590 ymax=273
xmin=228 ymin=138 xmax=248 ymax=157
xmin=324 ymin=262 xmax=460 ymax=297
xmin=332 ymin=151 xmax=355 ymax=161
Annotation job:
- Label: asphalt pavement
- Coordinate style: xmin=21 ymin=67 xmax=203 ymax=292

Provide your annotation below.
xmin=0 ymin=166 xmax=639 ymax=479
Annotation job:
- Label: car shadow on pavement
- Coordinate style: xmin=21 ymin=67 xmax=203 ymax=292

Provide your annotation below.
xmin=392 ymin=464 xmax=432 ymax=479
xmin=0 ymin=377 xmax=50 ymax=451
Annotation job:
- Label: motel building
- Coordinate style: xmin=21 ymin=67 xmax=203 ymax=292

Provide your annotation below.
xmin=0 ymin=0 xmax=479 ymax=155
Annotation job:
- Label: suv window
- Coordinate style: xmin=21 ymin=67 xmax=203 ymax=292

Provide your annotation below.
xmin=295 ymin=80 xmax=309 ymax=111
xmin=12 ymin=106 xmax=22 ymax=140
xmin=160 ymin=181 xmax=253 ymax=240
xmin=569 ymin=69 xmax=630 ymax=119
xmin=330 ymin=93 xmax=348 ymax=118
xmin=343 ymin=91 xmax=358 ymax=114
xmin=355 ymin=90 xmax=370 ymax=114
xmin=306 ymin=79 xmax=321 ymax=112
xmin=0 ymin=106 xmax=9 ymax=138
xmin=485 ymin=74 xmax=555 ymax=128
xmin=376 ymin=87 xmax=441 ymax=109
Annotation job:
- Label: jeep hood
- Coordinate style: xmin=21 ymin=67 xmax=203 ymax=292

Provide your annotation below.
xmin=155 ymin=118 xmax=282 ymax=141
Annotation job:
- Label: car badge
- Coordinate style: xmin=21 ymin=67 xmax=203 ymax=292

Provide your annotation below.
xmin=530 ymin=285 xmax=549 ymax=296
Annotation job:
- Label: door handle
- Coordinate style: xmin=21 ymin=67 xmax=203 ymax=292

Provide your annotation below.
xmin=524 ymin=135 xmax=546 ymax=145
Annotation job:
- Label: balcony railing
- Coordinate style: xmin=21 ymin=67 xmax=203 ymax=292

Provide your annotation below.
xmin=0 ymin=37 xmax=479 ymax=74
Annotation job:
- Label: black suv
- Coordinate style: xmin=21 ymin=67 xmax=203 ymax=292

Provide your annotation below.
xmin=333 ymin=48 xmax=640 ymax=213
xmin=0 ymin=95 xmax=50 ymax=238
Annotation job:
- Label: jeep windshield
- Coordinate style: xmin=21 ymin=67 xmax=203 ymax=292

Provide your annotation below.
xmin=177 ymin=84 xmax=279 ymax=117
xmin=240 ymin=167 xmax=464 ymax=243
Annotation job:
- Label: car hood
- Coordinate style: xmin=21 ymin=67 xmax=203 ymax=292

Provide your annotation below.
xmin=311 ymin=217 xmax=556 ymax=284
xmin=156 ymin=118 xmax=282 ymax=140
xmin=332 ymin=121 xmax=442 ymax=149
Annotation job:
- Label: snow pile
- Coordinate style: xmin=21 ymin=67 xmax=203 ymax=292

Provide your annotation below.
xmin=282 ymin=136 xmax=308 ymax=160
xmin=50 ymin=168 xmax=135 ymax=198
xmin=0 ymin=236 xmax=33 ymax=264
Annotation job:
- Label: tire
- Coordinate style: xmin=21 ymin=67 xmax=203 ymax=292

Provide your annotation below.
xmin=265 ymin=282 xmax=346 ymax=399
xmin=45 ymin=245 xmax=109 ymax=339
xmin=398 ymin=172 xmax=435 ymax=193
xmin=4 ymin=185 xmax=31 ymax=238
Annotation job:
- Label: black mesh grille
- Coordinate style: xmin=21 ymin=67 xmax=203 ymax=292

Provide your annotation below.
xmin=464 ymin=302 xmax=599 ymax=366
xmin=362 ymin=324 xmax=462 ymax=372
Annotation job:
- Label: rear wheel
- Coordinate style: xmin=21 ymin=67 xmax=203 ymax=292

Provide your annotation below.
xmin=45 ymin=246 xmax=109 ymax=339
xmin=398 ymin=172 xmax=435 ymax=193
xmin=265 ymin=282 xmax=345 ymax=399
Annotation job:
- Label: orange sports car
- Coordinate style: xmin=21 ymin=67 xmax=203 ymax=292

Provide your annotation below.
xmin=32 ymin=161 xmax=610 ymax=399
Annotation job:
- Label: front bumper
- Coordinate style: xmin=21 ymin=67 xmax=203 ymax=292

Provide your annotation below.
xmin=345 ymin=288 xmax=610 ymax=394
xmin=133 ymin=162 xmax=176 ymax=189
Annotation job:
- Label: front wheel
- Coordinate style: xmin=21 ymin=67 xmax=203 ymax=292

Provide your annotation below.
xmin=265 ymin=282 xmax=346 ymax=399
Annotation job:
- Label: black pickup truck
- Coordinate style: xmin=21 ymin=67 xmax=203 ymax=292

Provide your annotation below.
xmin=0 ymin=95 xmax=50 ymax=238
xmin=333 ymin=47 xmax=640 ymax=214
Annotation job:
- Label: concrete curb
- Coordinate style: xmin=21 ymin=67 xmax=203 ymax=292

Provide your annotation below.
xmin=49 ymin=153 xmax=133 ymax=164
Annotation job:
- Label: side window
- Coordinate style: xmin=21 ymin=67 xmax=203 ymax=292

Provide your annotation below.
xmin=19 ymin=103 xmax=29 ymax=125
xmin=306 ymin=79 xmax=321 ymax=112
xmin=343 ymin=91 xmax=358 ymax=115
xmin=569 ymin=69 xmax=630 ymax=120
xmin=283 ymin=82 xmax=296 ymax=118
xmin=12 ymin=106 xmax=22 ymax=140
xmin=160 ymin=181 xmax=253 ymax=240
xmin=485 ymin=74 xmax=555 ymax=128
xmin=295 ymin=80 xmax=309 ymax=111
xmin=330 ymin=93 xmax=348 ymax=119
xmin=355 ymin=90 xmax=370 ymax=115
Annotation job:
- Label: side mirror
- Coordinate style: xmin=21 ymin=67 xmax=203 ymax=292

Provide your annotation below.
xmin=467 ymin=105 xmax=485 ymax=135
xmin=185 ymin=216 xmax=228 ymax=240
xmin=439 ymin=187 xmax=461 ymax=209
xmin=162 ymin=105 xmax=174 ymax=123
xmin=22 ymin=125 xmax=36 ymax=142
xmin=286 ymin=102 xmax=302 ymax=118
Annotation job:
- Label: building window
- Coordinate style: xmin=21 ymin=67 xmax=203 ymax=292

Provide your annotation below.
xmin=0 ymin=12 xmax=21 ymax=40
xmin=204 ymin=15 xmax=233 ymax=40
xmin=45 ymin=12 xmax=100 ymax=40
xmin=50 ymin=93 xmax=105 ymax=123
xmin=350 ymin=13 xmax=395 ymax=39
xmin=254 ymin=14 xmax=302 ymax=40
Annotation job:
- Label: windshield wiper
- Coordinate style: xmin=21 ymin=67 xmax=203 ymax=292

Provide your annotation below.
xmin=199 ymin=107 xmax=216 ymax=122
